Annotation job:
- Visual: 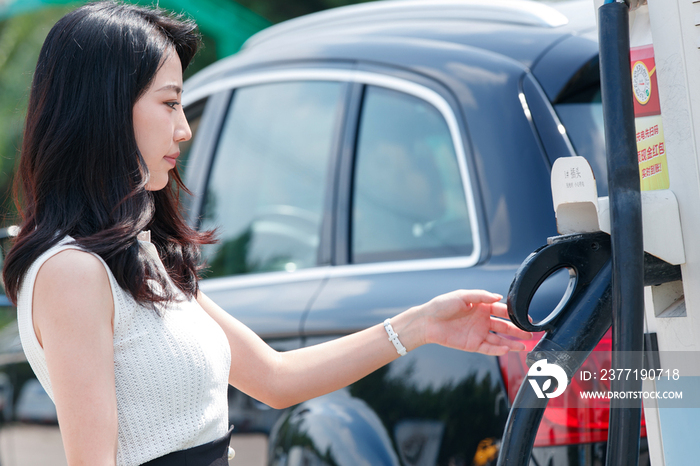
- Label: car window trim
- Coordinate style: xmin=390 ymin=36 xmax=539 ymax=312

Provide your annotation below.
xmin=185 ymin=68 xmax=481 ymax=282
xmin=183 ymin=91 xmax=233 ymax=227
xmin=319 ymin=81 xmax=355 ymax=267
xmin=332 ymin=81 xmax=364 ymax=266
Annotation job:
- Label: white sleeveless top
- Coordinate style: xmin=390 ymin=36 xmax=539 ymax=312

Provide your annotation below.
xmin=16 ymin=235 xmax=231 ymax=466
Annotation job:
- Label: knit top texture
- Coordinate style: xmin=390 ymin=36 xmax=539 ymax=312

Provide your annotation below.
xmin=16 ymin=235 xmax=231 ymax=466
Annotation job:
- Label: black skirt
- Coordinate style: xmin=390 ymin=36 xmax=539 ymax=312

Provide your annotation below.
xmin=141 ymin=426 xmax=234 ymax=466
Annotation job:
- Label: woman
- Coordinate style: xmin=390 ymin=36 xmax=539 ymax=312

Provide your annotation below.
xmin=2 ymin=2 xmax=532 ymax=465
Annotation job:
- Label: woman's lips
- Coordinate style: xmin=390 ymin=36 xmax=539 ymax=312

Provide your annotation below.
xmin=164 ymin=153 xmax=179 ymax=167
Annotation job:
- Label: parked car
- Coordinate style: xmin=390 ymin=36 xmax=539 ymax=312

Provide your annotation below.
xmin=0 ymin=0 xmax=649 ymax=465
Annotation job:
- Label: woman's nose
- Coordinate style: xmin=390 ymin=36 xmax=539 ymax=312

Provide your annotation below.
xmin=175 ymin=111 xmax=192 ymax=142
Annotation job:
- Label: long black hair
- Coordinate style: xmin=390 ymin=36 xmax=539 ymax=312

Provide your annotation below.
xmin=3 ymin=1 xmax=215 ymax=305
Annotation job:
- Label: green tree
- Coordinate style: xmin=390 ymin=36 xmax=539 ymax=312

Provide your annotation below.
xmin=0 ymin=7 xmax=75 ymax=224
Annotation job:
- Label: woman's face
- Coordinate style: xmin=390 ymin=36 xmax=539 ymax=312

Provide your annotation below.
xmin=133 ymin=50 xmax=191 ymax=191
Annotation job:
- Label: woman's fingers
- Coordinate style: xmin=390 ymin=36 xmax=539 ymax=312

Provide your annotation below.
xmin=483 ymin=332 xmax=527 ymax=353
xmin=454 ymin=289 xmax=503 ymax=304
xmin=473 ymin=300 xmax=532 ymax=341
xmin=487 ymin=302 xmax=509 ymax=319
xmin=489 ymin=316 xmax=533 ymax=341
xmin=476 ymin=335 xmax=519 ymax=356
xmin=476 ymin=343 xmax=511 ymax=356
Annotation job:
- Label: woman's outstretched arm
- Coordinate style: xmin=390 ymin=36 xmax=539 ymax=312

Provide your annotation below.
xmin=197 ymin=289 xmax=531 ymax=410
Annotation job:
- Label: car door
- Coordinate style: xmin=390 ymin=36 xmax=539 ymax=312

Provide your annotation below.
xmin=302 ymin=74 xmax=515 ymax=465
xmin=184 ymin=76 xmax=352 ymax=432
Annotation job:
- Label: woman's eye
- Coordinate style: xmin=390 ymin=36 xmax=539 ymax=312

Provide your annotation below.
xmin=165 ymin=101 xmax=180 ymax=109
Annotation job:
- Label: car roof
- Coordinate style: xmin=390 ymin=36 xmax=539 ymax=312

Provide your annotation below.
xmin=185 ymin=0 xmax=598 ymax=103
xmin=242 ymin=0 xmax=596 ymax=62
xmin=245 ymin=0 xmax=595 ymax=47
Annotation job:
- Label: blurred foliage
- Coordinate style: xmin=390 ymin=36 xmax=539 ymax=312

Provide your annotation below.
xmin=185 ymin=31 xmax=218 ymax=80
xmin=0 ymin=0 xmax=374 ymax=227
xmin=0 ymin=6 xmax=76 ymax=225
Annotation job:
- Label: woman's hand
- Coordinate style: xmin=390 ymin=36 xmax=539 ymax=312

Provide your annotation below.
xmin=415 ymin=290 xmax=532 ymax=356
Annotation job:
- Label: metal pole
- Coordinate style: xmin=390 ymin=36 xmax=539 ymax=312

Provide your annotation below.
xmin=598 ymin=3 xmax=645 ymax=466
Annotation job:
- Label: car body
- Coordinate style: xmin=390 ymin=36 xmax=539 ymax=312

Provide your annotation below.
xmin=0 ymin=1 xmax=649 ymax=465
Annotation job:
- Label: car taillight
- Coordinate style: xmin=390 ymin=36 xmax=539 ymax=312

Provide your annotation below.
xmin=498 ymin=329 xmax=646 ymax=446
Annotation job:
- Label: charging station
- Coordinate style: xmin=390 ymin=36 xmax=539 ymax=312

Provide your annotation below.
xmin=626 ymin=0 xmax=700 ymax=464
xmin=498 ymin=0 xmax=700 ymax=464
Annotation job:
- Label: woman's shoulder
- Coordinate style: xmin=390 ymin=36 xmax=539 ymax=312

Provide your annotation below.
xmin=30 ymin=243 xmax=114 ymax=348
xmin=16 ymin=237 xmax=113 ymax=312
xmin=30 ymin=237 xmax=105 ymax=282
xmin=39 ymin=247 xmax=105 ymax=277
xmin=34 ymin=247 xmax=112 ymax=301
xmin=27 ymin=236 xmax=114 ymax=308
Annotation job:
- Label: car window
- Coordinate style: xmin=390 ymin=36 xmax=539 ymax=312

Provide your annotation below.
xmin=351 ymin=85 xmax=473 ymax=264
xmin=200 ymin=81 xmax=344 ymax=277
xmin=554 ymin=87 xmax=608 ymax=196
xmin=550 ymin=55 xmax=608 ymax=196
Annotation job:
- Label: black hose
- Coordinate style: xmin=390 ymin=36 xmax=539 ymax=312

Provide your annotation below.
xmin=498 ymin=384 xmax=548 ymax=465
xmin=598 ymin=3 xmax=645 ymax=466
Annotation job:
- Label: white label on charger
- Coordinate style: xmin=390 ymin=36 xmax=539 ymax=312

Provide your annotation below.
xmin=551 ymin=156 xmax=600 ymax=234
